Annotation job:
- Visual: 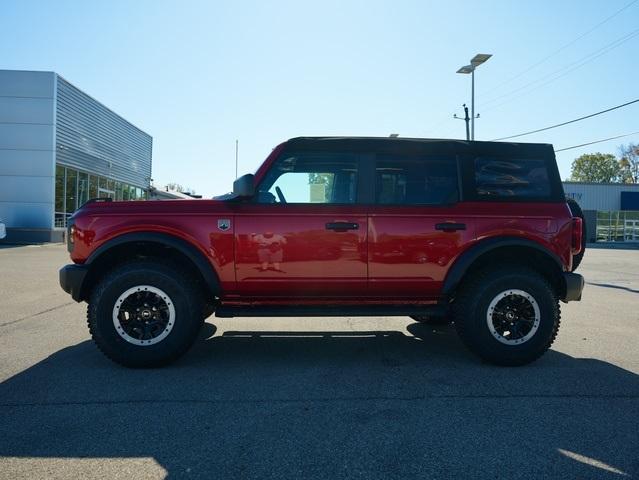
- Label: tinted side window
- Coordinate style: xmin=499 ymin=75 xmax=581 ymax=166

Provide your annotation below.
xmin=257 ymin=152 xmax=358 ymax=204
xmin=474 ymin=157 xmax=550 ymax=199
xmin=375 ymin=155 xmax=458 ymax=205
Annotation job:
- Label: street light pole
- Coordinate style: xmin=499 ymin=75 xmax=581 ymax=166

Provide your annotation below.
xmin=235 ymin=139 xmax=239 ymax=179
xmin=471 ymin=68 xmax=475 ymax=140
xmin=457 ymin=53 xmax=492 ymax=141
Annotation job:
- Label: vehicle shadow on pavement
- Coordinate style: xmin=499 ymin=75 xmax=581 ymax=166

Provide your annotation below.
xmin=587 ymin=281 xmax=639 ymax=294
xmin=0 ymin=321 xmax=638 ymax=479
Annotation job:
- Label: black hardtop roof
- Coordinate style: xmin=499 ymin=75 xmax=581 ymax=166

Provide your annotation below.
xmin=284 ymin=136 xmax=555 ymax=158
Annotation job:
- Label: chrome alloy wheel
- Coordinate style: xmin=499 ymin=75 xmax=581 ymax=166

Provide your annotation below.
xmin=112 ymin=285 xmax=175 ymax=346
xmin=486 ymin=289 xmax=541 ymax=345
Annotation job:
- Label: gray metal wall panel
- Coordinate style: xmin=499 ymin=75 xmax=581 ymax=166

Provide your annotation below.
xmin=0 ymin=71 xmax=56 ymax=230
xmin=0 ymin=123 xmax=53 ymax=150
xmin=0 ymin=175 xmax=53 ymax=203
xmin=55 ymin=76 xmax=152 ymax=188
xmin=0 ymin=97 xmax=54 ymax=124
xmin=0 ymin=201 xmax=53 ymax=228
xmin=563 ymin=182 xmax=639 ymax=211
xmin=0 ymin=70 xmax=55 ymax=98
xmin=0 ymin=150 xmax=54 ymax=176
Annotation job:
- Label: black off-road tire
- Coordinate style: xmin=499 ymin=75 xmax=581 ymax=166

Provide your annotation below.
xmin=566 ymin=198 xmax=586 ymax=271
xmin=87 ymin=261 xmax=203 ymax=368
xmin=453 ymin=267 xmax=560 ymax=366
xmin=409 ymin=315 xmax=452 ymax=325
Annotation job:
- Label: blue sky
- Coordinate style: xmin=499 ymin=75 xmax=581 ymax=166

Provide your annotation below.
xmin=2 ymin=0 xmax=638 ymax=196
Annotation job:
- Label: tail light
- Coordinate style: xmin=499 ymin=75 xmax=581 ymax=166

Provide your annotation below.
xmin=571 ymin=217 xmax=583 ymax=255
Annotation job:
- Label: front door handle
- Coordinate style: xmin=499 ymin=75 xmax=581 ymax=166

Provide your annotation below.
xmin=435 ymin=222 xmax=466 ymax=232
xmin=326 ymin=222 xmax=359 ymax=232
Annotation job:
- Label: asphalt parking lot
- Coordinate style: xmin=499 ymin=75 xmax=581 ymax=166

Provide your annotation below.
xmin=0 ymin=244 xmax=638 ymax=479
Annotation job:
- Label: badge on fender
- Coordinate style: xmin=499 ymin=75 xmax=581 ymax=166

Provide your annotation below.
xmin=217 ymin=219 xmax=231 ymax=231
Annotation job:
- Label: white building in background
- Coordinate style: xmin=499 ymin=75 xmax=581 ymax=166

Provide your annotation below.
xmin=563 ymin=182 xmax=639 ymax=243
xmin=563 ymin=181 xmax=639 ymax=211
xmin=0 ymin=70 xmax=152 ymax=243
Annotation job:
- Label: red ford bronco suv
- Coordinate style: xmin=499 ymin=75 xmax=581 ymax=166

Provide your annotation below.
xmin=60 ymin=137 xmax=585 ymax=368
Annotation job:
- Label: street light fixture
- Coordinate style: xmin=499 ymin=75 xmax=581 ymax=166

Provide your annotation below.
xmin=457 ymin=53 xmax=492 ymax=140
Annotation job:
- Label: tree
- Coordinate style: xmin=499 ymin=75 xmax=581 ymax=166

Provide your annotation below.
xmin=165 ymin=182 xmax=184 ymax=192
xmin=619 ymin=143 xmax=639 ymax=183
xmin=569 ymin=153 xmax=621 ymax=183
xmin=164 ymin=183 xmax=197 ymax=194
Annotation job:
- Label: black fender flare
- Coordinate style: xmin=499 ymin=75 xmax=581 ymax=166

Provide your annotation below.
xmin=441 ymin=237 xmax=564 ymax=298
xmin=86 ymin=232 xmax=221 ymax=296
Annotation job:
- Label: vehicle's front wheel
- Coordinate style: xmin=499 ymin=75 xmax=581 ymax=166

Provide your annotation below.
xmin=453 ymin=267 xmax=560 ymax=366
xmin=87 ymin=261 xmax=203 ymax=368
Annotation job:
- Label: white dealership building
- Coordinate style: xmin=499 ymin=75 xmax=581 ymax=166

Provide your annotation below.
xmin=563 ymin=181 xmax=639 ymax=242
xmin=0 ymin=70 xmax=152 ymax=243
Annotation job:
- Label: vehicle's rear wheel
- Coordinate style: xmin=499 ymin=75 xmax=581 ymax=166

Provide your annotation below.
xmin=453 ymin=267 xmax=560 ymax=366
xmin=87 ymin=261 xmax=203 ymax=368
xmin=566 ymin=198 xmax=586 ymax=271
xmin=409 ymin=315 xmax=452 ymax=325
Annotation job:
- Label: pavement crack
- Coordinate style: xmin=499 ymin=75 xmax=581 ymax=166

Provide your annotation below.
xmin=0 ymin=302 xmax=76 ymax=328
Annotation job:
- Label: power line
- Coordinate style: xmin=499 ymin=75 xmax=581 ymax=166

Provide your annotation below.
xmin=555 ymin=131 xmax=639 ymax=152
xmin=491 ymin=98 xmax=639 ymax=141
xmin=482 ymin=0 xmax=639 ymax=97
xmin=479 ymin=26 xmax=639 ymax=111
xmin=430 ymin=3 xmax=639 ymax=139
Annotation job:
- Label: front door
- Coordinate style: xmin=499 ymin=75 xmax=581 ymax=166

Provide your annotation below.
xmin=368 ymin=152 xmax=473 ymax=299
xmin=234 ymin=151 xmax=367 ymax=297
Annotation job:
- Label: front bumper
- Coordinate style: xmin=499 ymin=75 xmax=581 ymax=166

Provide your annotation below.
xmin=59 ymin=264 xmax=89 ymax=302
xmin=562 ymin=272 xmax=584 ymax=302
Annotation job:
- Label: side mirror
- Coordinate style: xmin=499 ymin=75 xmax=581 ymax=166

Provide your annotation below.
xmin=233 ymin=173 xmax=255 ymax=198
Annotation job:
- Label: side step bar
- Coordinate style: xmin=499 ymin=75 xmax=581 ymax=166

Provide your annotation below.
xmin=215 ymin=304 xmax=449 ymax=318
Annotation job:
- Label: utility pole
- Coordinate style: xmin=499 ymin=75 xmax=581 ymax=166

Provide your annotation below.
xmin=235 ymin=139 xmax=239 ymax=179
xmin=453 ymin=104 xmax=471 ymax=141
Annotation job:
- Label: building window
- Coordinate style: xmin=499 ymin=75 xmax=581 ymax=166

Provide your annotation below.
xmin=89 ymin=175 xmax=98 ymax=199
xmin=65 ymin=169 xmax=77 ymax=214
xmin=55 ymin=166 xmax=66 ymax=228
xmin=597 ymin=210 xmax=639 ymax=242
xmin=78 ymin=172 xmax=88 ymax=206
xmin=55 ymin=166 xmax=65 ymax=214
xmin=53 ymin=165 xmax=148 ymax=227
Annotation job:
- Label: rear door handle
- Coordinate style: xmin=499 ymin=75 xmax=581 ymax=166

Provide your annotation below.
xmin=435 ymin=222 xmax=466 ymax=232
xmin=326 ymin=222 xmax=359 ymax=231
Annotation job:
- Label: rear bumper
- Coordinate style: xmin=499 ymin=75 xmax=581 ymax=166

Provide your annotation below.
xmin=59 ymin=264 xmax=88 ymax=302
xmin=562 ymin=272 xmax=584 ymax=302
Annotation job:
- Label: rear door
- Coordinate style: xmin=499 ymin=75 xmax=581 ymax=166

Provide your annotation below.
xmin=368 ymin=152 xmax=475 ymax=299
xmin=234 ymin=150 xmax=368 ymax=297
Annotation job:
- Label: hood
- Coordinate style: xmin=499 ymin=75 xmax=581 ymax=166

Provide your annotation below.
xmin=72 ymin=197 xmax=236 ymax=219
